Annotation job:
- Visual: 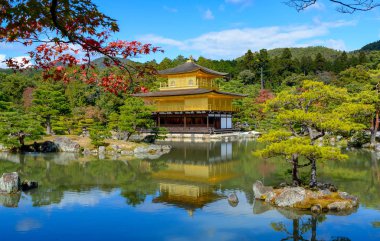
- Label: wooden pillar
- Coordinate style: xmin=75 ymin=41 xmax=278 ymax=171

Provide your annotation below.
xmin=207 ymin=114 xmax=209 ymax=128
xmin=184 ymin=115 xmax=186 ymax=128
xmin=157 ymin=114 xmax=160 ymax=127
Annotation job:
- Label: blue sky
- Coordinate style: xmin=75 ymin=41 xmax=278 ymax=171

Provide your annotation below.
xmin=1 ymin=0 xmax=380 ymax=65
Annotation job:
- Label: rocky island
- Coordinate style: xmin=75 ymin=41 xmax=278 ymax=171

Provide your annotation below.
xmin=253 ymin=181 xmax=358 ymax=214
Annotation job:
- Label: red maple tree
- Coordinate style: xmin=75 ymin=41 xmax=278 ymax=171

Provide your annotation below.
xmin=0 ymin=0 xmax=162 ymax=93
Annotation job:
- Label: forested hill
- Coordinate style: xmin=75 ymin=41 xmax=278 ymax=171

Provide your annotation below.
xmin=267 ymin=46 xmax=342 ymax=60
xmin=361 ymin=40 xmax=380 ymax=51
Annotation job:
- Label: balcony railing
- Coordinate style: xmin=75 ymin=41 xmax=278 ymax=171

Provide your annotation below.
xmin=159 ymin=79 xmax=219 ymax=90
xmin=155 ymin=104 xmax=239 ymax=112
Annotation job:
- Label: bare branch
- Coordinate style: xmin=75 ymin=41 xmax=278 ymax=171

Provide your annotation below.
xmin=285 ymin=0 xmax=380 ymax=13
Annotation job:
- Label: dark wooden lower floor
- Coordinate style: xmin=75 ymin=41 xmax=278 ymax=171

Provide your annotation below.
xmin=154 ymin=112 xmax=235 ymax=133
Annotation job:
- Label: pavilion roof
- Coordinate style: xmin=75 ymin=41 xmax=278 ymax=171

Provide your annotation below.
xmin=158 ymin=61 xmax=228 ymax=77
xmin=133 ymin=88 xmax=247 ymax=98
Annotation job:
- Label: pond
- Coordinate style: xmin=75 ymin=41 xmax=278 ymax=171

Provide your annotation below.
xmin=0 ymin=140 xmax=380 ymax=241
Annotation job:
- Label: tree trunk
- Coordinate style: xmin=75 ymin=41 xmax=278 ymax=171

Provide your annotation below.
xmin=293 ymin=219 xmax=300 ymax=241
xmin=126 ymin=132 xmax=132 ymax=141
xmin=260 ymin=66 xmax=264 ymax=90
xmin=311 ymin=216 xmax=317 ymax=241
xmin=292 ymin=154 xmax=300 ymax=186
xmin=309 ymin=158 xmax=317 ymax=187
xmin=18 ymin=135 xmax=25 ymax=147
xmin=46 ymin=115 xmax=52 ymax=135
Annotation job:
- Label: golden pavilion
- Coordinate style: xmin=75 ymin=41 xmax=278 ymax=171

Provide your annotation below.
xmin=134 ymin=58 xmax=246 ymax=133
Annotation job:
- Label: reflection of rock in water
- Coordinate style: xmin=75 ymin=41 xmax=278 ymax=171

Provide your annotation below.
xmin=0 ymin=152 xmax=80 ymax=165
xmin=0 ymin=193 xmax=21 ymax=207
xmin=252 ymin=200 xmax=273 ymax=214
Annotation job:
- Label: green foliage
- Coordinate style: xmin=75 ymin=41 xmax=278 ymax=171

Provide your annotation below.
xmin=65 ymin=80 xmax=91 ymax=108
xmin=257 ymin=136 xmax=347 ymax=162
xmin=89 ymin=124 xmax=110 ymax=147
xmin=361 ymin=40 xmax=380 ymax=51
xmin=256 ymin=80 xmax=370 ymax=185
xmin=31 ymin=82 xmax=70 ymax=134
xmin=0 ymin=73 xmax=34 ymax=104
xmin=118 ymin=96 xmax=154 ymax=140
xmin=151 ymin=127 xmax=168 ymax=141
xmin=0 ymin=102 xmax=44 ymax=147
xmin=334 ymin=65 xmax=374 ymax=92
xmin=267 ymin=46 xmax=342 ymax=60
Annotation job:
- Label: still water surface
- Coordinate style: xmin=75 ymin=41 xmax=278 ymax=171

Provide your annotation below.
xmin=0 ymin=140 xmax=380 ymax=241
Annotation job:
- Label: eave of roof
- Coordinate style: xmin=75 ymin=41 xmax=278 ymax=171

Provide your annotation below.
xmin=158 ymin=62 xmax=228 ymax=77
xmin=132 ymin=88 xmax=247 ymax=98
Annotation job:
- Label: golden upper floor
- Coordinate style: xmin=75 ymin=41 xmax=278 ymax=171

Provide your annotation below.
xmin=158 ymin=59 xmax=228 ymax=91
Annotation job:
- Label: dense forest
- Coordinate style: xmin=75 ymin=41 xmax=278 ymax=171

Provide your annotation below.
xmin=1 ymin=45 xmax=380 ymax=150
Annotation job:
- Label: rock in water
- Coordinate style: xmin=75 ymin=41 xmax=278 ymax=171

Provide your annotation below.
xmin=327 ymin=201 xmax=353 ymax=211
xmin=252 ymin=181 xmax=273 ymax=199
xmin=0 ymin=172 xmax=20 ymax=194
xmin=274 ymin=187 xmax=306 ymax=207
xmin=311 ymin=204 xmax=322 ymax=214
xmin=228 ymin=193 xmax=239 ymax=207
xmin=98 ymin=146 xmax=106 ymax=154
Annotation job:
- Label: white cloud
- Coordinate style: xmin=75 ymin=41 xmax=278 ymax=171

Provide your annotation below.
xmin=203 ymin=9 xmax=214 ymax=20
xmin=305 ymin=2 xmax=325 ymax=11
xmin=163 ymin=6 xmax=178 ymax=13
xmin=0 ymin=54 xmax=6 ymax=68
xmin=140 ymin=34 xmax=185 ymax=48
xmin=0 ymin=54 xmax=31 ymax=68
xmin=225 ymin=0 xmax=252 ymax=5
xmin=225 ymin=0 xmax=252 ymax=8
xmin=297 ymin=39 xmax=347 ymax=50
xmin=139 ymin=20 xmax=355 ymax=59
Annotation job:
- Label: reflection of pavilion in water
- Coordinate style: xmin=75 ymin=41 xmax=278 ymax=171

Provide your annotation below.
xmin=143 ymin=142 xmax=238 ymax=215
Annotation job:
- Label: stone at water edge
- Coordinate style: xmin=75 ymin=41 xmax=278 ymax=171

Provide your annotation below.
xmin=120 ymin=150 xmax=133 ymax=156
xmin=228 ymin=193 xmax=239 ymax=207
xmin=327 ymin=201 xmax=353 ymax=211
xmin=311 ymin=204 xmax=322 ymax=214
xmin=252 ymin=181 xmax=273 ymax=199
xmin=82 ymin=148 xmax=91 ymax=155
xmin=274 ymin=187 xmax=306 ymax=207
xmin=0 ymin=172 xmax=20 ymax=194
xmin=53 ymin=137 xmax=81 ymax=153
xmin=338 ymin=192 xmax=359 ymax=207
xmin=98 ymin=146 xmax=106 ymax=154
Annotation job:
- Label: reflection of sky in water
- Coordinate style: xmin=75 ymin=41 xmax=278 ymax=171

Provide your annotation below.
xmin=0 ymin=188 xmax=379 ymax=241
xmin=0 ymin=140 xmax=380 ymax=240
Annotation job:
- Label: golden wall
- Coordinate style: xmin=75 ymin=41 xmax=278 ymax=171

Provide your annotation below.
xmin=159 ymin=75 xmax=218 ymax=90
xmin=153 ymin=95 xmax=236 ymax=112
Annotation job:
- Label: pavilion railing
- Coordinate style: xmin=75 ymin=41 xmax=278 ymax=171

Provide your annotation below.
xmin=155 ymin=104 xmax=239 ymax=112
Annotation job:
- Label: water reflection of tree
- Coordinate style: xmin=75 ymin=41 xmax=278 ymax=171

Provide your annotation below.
xmin=0 ymin=157 xmax=164 ymax=207
xmin=319 ymin=150 xmax=380 ymax=209
xmin=271 ymin=215 xmax=351 ymax=241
